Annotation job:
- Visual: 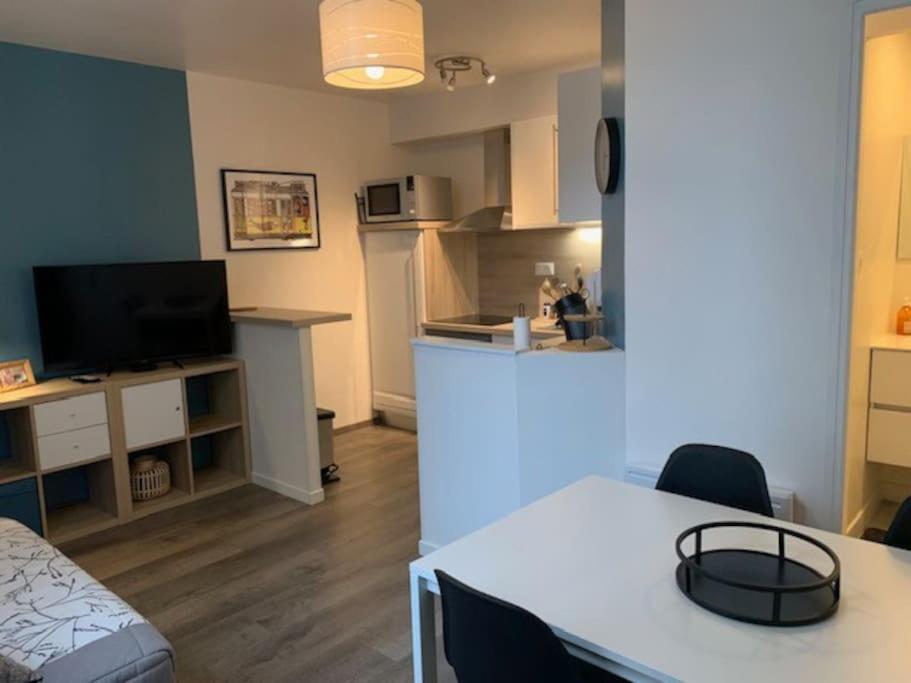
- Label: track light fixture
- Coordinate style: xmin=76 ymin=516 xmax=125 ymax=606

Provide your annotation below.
xmin=433 ymin=56 xmax=496 ymax=92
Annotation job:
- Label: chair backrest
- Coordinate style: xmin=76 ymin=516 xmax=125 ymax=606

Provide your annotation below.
xmin=885 ymin=496 xmax=911 ymax=551
xmin=656 ymin=444 xmax=774 ymax=517
xmin=435 ymin=570 xmax=582 ymax=683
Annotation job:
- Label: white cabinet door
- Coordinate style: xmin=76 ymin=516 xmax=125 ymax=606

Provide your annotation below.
xmin=122 ymin=379 xmax=185 ymax=450
xmin=510 ymin=115 xmax=561 ymax=229
xmin=558 ymin=67 xmax=602 ymax=224
xmin=364 ymin=231 xmax=423 ymax=413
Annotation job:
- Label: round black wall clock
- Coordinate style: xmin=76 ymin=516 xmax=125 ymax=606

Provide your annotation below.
xmin=595 ymin=117 xmax=621 ymax=195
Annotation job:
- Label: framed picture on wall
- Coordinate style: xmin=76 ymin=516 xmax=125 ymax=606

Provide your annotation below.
xmin=221 ymin=169 xmax=321 ymax=251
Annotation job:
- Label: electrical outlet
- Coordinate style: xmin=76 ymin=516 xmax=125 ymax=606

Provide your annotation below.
xmin=535 ymin=262 xmax=556 ymax=276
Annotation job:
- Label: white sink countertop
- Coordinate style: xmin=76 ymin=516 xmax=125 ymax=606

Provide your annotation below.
xmin=870 ymin=334 xmax=911 ymax=351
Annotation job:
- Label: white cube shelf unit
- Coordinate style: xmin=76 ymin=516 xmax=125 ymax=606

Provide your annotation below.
xmin=0 ymin=358 xmax=250 ymax=544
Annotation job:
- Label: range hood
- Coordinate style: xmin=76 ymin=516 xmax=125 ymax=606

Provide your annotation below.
xmin=445 ymin=128 xmax=513 ymax=231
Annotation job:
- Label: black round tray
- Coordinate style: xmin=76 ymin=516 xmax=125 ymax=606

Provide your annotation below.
xmin=675 ymin=521 xmax=841 ymax=627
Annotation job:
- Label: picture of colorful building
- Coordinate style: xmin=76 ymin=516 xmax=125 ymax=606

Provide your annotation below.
xmin=230 ymin=180 xmax=313 ymax=240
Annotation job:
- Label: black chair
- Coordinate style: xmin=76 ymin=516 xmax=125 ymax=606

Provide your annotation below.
xmin=435 ymin=570 xmax=623 ymax=683
xmin=656 ymin=444 xmax=774 ymax=517
xmin=884 ymin=496 xmax=911 ymax=551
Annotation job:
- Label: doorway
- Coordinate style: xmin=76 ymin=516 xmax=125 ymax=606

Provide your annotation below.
xmin=841 ymin=1 xmax=911 ymax=538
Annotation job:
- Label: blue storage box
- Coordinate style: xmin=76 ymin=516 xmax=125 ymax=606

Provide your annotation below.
xmin=0 ymin=478 xmax=42 ymax=535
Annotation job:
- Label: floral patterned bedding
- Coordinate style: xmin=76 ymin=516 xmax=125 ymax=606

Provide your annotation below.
xmin=0 ymin=518 xmax=145 ymax=670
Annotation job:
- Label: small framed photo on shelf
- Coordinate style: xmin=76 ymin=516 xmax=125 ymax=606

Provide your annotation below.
xmin=0 ymin=360 xmax=36 ymax=394
xmin=221 ymin=169 xmax=321 ymax=251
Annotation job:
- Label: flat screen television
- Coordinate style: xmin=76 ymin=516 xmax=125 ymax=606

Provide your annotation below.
xmin=33 ymin=261 xmax=232 ymax=372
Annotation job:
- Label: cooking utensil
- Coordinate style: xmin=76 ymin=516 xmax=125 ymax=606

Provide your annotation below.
xmin=540 ymin=277 xmax=560 ymax=301
xmin=573 ymin=264 xmax=583 ymax=292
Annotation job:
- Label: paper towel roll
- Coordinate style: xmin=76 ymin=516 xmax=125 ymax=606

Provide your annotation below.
xmin=513 ymin=316 xmax=531 ymax=351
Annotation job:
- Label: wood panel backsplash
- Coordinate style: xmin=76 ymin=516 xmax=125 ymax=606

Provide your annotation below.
xmin=477 ymin=229 xmax=602 ymax=316
xmin=423 ymin=230 xmax=479 ymax=320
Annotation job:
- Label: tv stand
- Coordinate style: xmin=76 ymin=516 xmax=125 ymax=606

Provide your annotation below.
xmin=0 ymin=358 xmax=251 ymax=544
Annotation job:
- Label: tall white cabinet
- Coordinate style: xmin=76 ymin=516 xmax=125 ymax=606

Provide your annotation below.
xmin=363 ymin=230 xmax=426 ymax=426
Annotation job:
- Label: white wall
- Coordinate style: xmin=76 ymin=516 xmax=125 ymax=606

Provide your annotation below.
xmin=625 ymin=0 xmax=854 ymax=529
xmin=187 ymin=72 xmax=409 ymax=428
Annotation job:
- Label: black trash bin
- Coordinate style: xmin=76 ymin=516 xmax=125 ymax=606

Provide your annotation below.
xmin=317 ymin=408 xmax=339 ymax=484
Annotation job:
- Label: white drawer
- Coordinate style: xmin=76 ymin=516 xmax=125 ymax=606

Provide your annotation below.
xmin=870 ymin=350 xmax=911 ymax=408
xmin=122 ymin=379 xmax=185 ymax=450
xmin=867 ymin=407 xmax=911 ymax=468
xmin=38 ymin=424 xmax=111 ymax=471
xmin=34 ymin=392 xmax=108 ymax=437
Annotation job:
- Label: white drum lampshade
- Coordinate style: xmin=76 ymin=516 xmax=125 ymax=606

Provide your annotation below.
xmin=320 ymin=0 xmax=425 ymax=90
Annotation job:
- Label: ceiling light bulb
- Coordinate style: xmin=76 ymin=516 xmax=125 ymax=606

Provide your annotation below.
xmin=365 ymin=65 xmax=386 ymax=80
xmin=446 ymin=74 xmax=456 ymax=92
xmin=482 ymin=65 xmax=496 ymax=85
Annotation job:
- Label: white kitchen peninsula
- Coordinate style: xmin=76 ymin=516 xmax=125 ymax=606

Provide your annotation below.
xmin=232 ymin=307 xmax=351 ymax=506
xmin=412 ymin=336 xmax=625 ymax=554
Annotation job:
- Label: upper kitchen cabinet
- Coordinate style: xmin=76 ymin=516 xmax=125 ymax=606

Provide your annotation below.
xmin=510 ymin=115 xmax=564 ymax=229
xmin=557 ymin=67 xmax=602 ymax=225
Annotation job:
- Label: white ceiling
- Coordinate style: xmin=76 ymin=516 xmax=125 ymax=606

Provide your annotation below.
xmin=0 ymin=0 xmax=601 ymax=98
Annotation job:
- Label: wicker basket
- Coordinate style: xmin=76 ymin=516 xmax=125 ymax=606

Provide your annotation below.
xmin=130 ymin=456 xmax=171 ymax=501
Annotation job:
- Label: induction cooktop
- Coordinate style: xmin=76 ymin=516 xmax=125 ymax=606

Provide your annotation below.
xmin=432 ymin=314 xmax=513 ymax=326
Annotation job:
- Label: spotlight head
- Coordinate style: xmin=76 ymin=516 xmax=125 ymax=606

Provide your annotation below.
xmin=446 ymin=73 xmax=456 ymax=92
xmin=482 ymin=65 xmax=496 ymax=85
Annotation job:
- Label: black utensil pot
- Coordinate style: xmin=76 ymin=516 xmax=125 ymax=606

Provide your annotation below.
xmin=553 ymin=293 xmax=589 ymax=341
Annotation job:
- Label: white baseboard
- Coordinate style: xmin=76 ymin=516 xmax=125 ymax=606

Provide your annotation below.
xmin=418 ymin=539 xmax=439 ymax=556
xmin=252 ymin=472 xmax=325 ymax=506
xmin=625 ymin=462 xmax=796 ymax=522
xmin=844 ymin=498 xmax=877 ymax=538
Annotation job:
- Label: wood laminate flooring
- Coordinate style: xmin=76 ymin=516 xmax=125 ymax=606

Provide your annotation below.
xmin=61 ymin=426 xmax=456 ymax=683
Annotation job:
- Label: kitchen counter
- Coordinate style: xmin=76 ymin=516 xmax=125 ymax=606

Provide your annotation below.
xmin=411 ymin=335 xmax=625 ymax=554
xmin=421 ymin=316 xmax=564 ymax=339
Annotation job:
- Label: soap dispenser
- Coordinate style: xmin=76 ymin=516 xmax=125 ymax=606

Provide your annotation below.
xmin=897 ymin=297 xmax=911 ymax=335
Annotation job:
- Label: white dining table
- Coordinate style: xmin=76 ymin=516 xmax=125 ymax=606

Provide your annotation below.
xmin=409 ymin=476 xmax=911 ymax=682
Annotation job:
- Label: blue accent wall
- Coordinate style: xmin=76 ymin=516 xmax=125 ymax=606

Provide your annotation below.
xmin=0 ymin=42 xmax=200 ymax=371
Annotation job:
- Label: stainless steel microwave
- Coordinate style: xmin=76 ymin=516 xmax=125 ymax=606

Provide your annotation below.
xmin=361 ymin=175 xmax=453 ymax=223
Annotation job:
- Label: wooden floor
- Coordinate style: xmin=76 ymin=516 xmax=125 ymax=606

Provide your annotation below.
xmin=61 ymin=426 xmax=456 ymax=683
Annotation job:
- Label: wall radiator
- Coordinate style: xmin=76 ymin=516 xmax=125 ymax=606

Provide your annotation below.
xmin=625 ymin=463 xmax=796 ymax=522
